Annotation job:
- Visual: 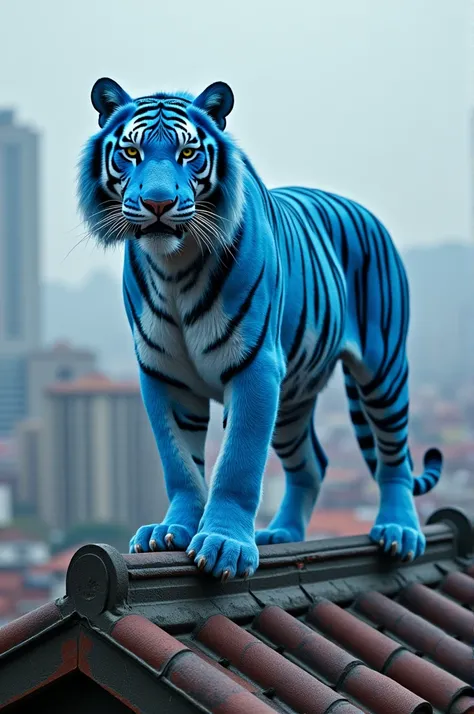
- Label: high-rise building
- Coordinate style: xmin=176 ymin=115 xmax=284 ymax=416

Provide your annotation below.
xmin=15 ymin=419 xmax=42 ymax=517
xmin=39 ymin=373 xmax=167 ymax=534
xmin=0 ymin=110 xmax=40 ymax=435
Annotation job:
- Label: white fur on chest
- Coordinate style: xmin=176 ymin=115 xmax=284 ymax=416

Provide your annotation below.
xmin=135 ymin=262 xmax=244 ymax=401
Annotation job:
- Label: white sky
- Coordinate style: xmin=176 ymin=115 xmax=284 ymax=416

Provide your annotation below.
xmin=0 ymin=0 xmax=470 ymax=285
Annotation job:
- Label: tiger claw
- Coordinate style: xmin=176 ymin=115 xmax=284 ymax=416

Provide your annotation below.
xmin=164 ymin=533 xmax=174 ymax=549
xmin=390 ymin=541 xmax=398 ymax=556
xmin=221 ymin=569 xmax=231 ymax=583
xmin=134 ymin=544 xmax=143 ymax=553
xmin=197 ymin=556 xmax=206 ymax=571
xmin=149 ymin=539 xmax=158 ymax=552
xmin=187 ymin=549 xmax=196 ymax=560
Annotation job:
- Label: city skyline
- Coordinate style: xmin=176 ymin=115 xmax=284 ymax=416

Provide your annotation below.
xmin=0 ymin=1 xmax=470 ymax=286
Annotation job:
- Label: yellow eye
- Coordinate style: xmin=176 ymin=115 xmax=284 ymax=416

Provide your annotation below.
xmin=181 ymin=147 xmax=195 ymax=160
xmin=124 ymin=146 xmax=139 ymax=159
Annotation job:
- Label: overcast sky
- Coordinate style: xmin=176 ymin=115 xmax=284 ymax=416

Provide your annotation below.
xmin=0 ymin=0 xmax=470 ymax=285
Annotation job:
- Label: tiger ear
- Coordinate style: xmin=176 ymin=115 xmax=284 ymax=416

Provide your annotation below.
xmin=91 ymin=78 xmax=132 ymax=128
xmin=193 ymin=81 xmax=234 ymax=131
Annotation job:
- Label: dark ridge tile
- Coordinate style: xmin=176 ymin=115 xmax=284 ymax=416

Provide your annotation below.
xmin=399 ymin=583 xmax=474 ymax=643
xmin=354 ymin=591 xmax=473 ymax=682
xmin=440 ymin=572 xmax=474 ymax=607
xmin=0 ymin=601 xmax=62 ymax=656
xmin=255 ymin=605 xmax=431 ymax=714
xmin=307 ymin=598 xmax=473 ymax=713
xmin=196 ymin=614 xmax=363 ymax=714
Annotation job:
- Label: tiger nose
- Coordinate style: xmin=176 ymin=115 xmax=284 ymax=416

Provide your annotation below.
xmin=142 ymin=199 xmax=174 ymax=217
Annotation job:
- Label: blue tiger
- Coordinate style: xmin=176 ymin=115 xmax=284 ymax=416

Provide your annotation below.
xmin=78 ymin=78 xmax=443 ymax=580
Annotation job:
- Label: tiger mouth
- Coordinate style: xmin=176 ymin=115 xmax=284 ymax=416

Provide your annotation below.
xmin=136 ymin=222 xmax=183 ymax=238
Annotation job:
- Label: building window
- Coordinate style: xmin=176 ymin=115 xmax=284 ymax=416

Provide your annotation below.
xmin=56 ymin=366 xmax=73 ymax=382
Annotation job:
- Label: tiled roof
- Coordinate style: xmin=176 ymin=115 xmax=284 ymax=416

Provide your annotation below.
xmin=0 ymin=507 xmax=473 ymax=713
xmin=46 ymin=372 xmax=139 ymax=395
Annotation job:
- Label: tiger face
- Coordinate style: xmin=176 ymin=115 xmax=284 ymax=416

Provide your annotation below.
xmin=78 ymin=78 xmax=243 ymax=257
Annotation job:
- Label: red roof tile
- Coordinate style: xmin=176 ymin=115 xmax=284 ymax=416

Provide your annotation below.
xmin=254 ymin=605 xmax=429 ymax=714
xmin=112 ymin=614 xmax=276 ymax=713
xmin=354 ymin=590 xmax=473 ymax=682
xmin=308 ymin=598 xmax=473 ymax=713
xmin=398 ymin=582 xmax=474 ymax=643
xmin=111 ymin=614 xmax=188 ymax=674
xmin=196 ymin=614 xmax=362 ymax=713
xmin=167 ymin=650 xmax=278 ymax=714
xmin=451 ymin=697 xmax=474 ymax=714
xmin=441 ymin=571 xmax=474 ymax=606
xmin=0 ymin=601 xmax=62 ymax=656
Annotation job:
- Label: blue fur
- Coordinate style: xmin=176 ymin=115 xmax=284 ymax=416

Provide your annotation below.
xmin=78 ymin=78 xmax=443 ymax=579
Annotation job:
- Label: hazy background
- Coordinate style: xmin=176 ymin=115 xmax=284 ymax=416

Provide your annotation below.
xmin=0 ymin=1 xmax=472 ymax=624
xmin=0 ymin=0 xmax=470 ymax=285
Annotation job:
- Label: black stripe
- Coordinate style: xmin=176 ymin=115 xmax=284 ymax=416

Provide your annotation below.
xmin=184 ymin=227 xmax=243 ymax=327
xmin=91 ymin=138 xmax=102 ymax=180
xmin=366 ymin=458 xmax=377 ymax=475
xmin=358 ymin=435 xmax=375 ymax=451
xmin=276 ymin=430 xmax=308 ymax=460
xmin=124 ymin=287 xmax=166 ymax=354
xmin=137 ymin=356 xmax=190 ymax=391
xmin=146 ymin=251 xmax=210 ymax=284
xmin=285 ymin=459 xmax=307 ymax=473
xmin=129 ymin=244 xmax=177 ymax=325
xmin=345 ymin=385 xmax=359 ymax=400
xmin=286 ymin=228 xmax=307 ymax=362
xmin=220 ymin=302 xmax=272 ymax=385
xmin=173 ymin=410 xmax=208 ymax=432
xmin=350 ymin=410 xmax=367 ymax=426
xmin=183 ymin=413 xmax=209 ymax=425
xmin=203 ymin=263 xmax=266 ymax=353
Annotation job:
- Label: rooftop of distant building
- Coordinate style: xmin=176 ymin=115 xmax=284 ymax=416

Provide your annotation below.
xmin=46 ymin=371 xmax=139 ymax=396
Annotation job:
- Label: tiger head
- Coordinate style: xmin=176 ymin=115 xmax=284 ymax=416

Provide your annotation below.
xmin=78 ymin=78 xmax=244 ymax=257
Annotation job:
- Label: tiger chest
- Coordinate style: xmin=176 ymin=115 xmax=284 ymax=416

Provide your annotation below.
xmin=136 ymin=284 xmax=244 ymax=401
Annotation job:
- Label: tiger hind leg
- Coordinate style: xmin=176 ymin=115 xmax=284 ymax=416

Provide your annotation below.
xmin=256 ymin=399 xmax=327 ymax=545
xmin=344 ymin=352 xmax=442 ymax=561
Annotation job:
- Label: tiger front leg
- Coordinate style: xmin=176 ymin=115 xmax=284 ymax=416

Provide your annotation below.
xmin=187 ymin=355 xmax=281 ymax=580
xmin=129 ymin=369 xmax=209 ymax=554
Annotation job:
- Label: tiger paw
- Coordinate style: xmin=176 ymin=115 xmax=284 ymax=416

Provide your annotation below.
xmin=370 ymin=523 xmax=426 ymax=561
xmin=129 ymin=521 xmax=197 ymax=553
xmin=255 ymin=526 xmax=303 ymax=545
xmin=187 ymin=531 xmax=259 ymax=580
